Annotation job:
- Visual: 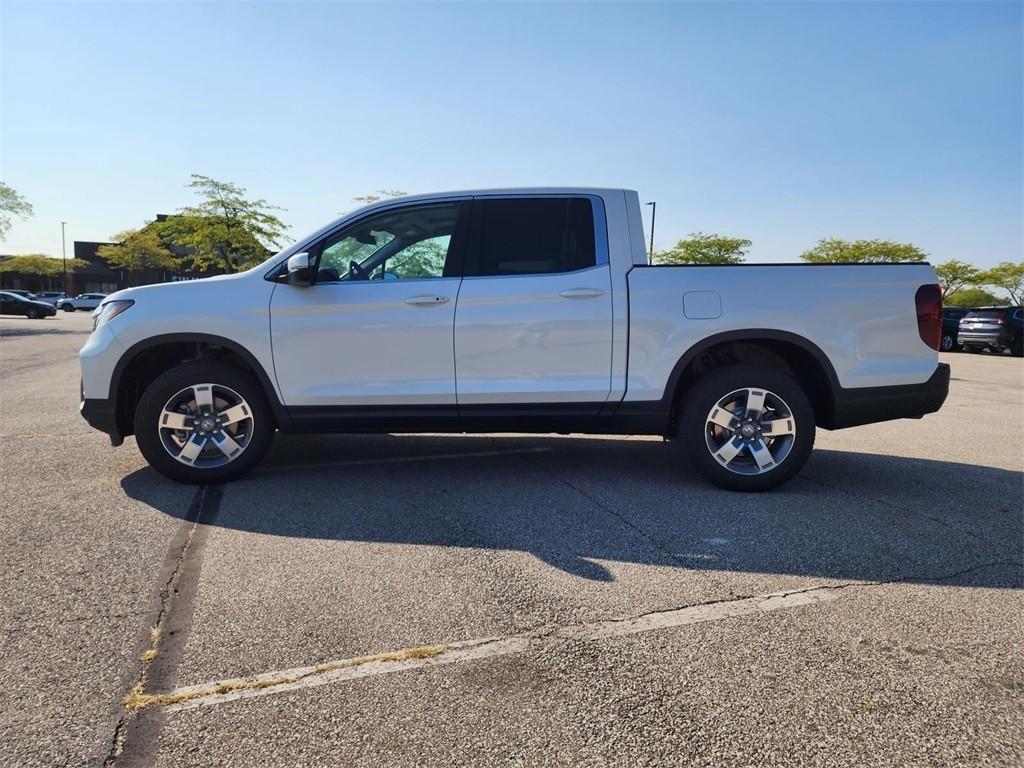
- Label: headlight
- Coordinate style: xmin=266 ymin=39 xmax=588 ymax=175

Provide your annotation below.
xmin=92 ymin=300 xmax=134 ymax=331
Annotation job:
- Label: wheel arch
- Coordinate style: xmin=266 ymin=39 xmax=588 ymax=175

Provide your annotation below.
xmin=661 ymin=329 xmax=841 ymax=432
xmin=111 ymin=333 xmax=288 ymax=438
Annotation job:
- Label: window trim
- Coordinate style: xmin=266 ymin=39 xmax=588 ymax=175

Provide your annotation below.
xmin=305 ymin=200 xmax=471 ymax=286
xmin=265 ymin=195 xmax=473 ymax=283
xmin=463 ymin=193 xmax=608 ymax=280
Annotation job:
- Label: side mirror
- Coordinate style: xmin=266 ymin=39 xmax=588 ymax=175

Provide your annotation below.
xmin=284 ymin=252 xmax=312 ymax=286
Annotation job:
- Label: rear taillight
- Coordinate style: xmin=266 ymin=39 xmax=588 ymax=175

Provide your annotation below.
xmin=915 ymin=284 xmax=942 ymax=350
xmin=996 ymin=312 xmax=1007 ymax=325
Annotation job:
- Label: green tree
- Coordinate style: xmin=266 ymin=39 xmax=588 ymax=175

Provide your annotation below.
xmin=978 ymin=261 xmax=1024 ymax=305
xmin=388 ymin=239 xmax=448 ymax=278
xmin=157 ymin=175 xmax=288 ymax=273
xmin=353 ymin=190 xmax=407 ymax=205
xmin=0 ymin=182 xmax=34 ymax=240
xmin=96 ymin=228 xmax=180 ymax=286
xmin=800 ymin=238 xmax=927 ymax=263
xmin=944 ymin=287 xmax=1004 ymax=308
xmin=934 ymin=259 xmax=981 ymax=300
xmin=654 ymin=232 xmax=751 ymax=265
xmin=0 ymin=253 xmax=88 ymax=287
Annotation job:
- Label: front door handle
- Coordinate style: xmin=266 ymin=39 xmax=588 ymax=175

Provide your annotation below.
xmin=404 ymin=295 xmax=450 ymax=306
xmin=559 ymin=288 xmax=604 ymax=299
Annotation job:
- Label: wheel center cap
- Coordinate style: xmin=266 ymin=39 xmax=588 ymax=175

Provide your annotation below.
xmin=740 ymin=423 xmax=756 ymax=438
xmin=199 ymin=417 xmax=216 ymax=433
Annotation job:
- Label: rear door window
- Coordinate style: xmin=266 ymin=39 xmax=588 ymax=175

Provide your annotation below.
xmin=466 ymin=197 xmax=597 ymax=277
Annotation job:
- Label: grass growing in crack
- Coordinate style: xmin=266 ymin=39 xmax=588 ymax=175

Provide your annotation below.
xmin=138 ymin=626 xmax=161 ymax=662
xmin=124 ymin=644 xmax=447 ymax=711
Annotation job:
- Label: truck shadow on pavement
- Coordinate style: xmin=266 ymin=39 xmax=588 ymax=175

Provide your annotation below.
xmin=121 ymin=433 xmax=1023 ymax=588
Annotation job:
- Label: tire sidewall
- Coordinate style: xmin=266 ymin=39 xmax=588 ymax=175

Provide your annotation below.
xmin=133 ymin=360 xmax=274 ymax=484
xmin=680 ymin=364 xmax=816 ymax=492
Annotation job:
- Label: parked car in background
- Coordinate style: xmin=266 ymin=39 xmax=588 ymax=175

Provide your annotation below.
xmin=56 ymin=293 xmax=107 ymax=312
xmin=4 ymin=289 xmax=37 ymax=299
xmin=941 ymin=307 xmax=970 ymax=351
xmin=79 ymin=187 xmax=949 ymax=491
xmin=33 ymin=291 xmax=67 ymax=306
xmin=958 ymin=307 xmax=1023 ymax=356
xmin=0 ymin=291 xmax=57 ymax=319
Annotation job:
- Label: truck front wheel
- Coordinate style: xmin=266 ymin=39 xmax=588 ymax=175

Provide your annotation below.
xmin=680 ymin=364 xmax=815 ymax=492
xmin=133 ymin=360 xmax=274 ymax=484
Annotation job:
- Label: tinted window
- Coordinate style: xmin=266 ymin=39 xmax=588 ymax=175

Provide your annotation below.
xmin=316 ymin=203 xmax=465 ymax=282
xmin=468 ymin=197 xmax=596 ymax=277
xmin=964 ymin=310 xmax=1006 ymax=320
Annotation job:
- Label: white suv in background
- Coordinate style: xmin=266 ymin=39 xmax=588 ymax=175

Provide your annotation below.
xmin=57 ymin=293 xmax=107 ymax=312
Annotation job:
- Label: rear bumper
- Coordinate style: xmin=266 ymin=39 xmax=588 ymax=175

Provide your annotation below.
xmin=827 ymin=363 xmax=950 ymax=429
xmin=80 ymin=396 xmax=123 ymax=446
xmin=957 ymin=330 xmax=1012 ymax=348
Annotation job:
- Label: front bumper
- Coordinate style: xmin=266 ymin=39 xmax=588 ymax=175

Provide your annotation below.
xmin=80 ymin=395 xmax=123 ymax=446
xmin=827 ymin=363 xmax=950 ymax=429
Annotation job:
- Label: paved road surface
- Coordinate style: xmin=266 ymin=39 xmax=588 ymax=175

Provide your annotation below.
xmin=1 ymin=312 xmax=1021 ymax=767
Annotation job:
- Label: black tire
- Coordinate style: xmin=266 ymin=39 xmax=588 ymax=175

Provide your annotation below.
xmin=964 ymin=345 xmax=982 ymax=354
xmin=679 ymin=364 xmax=816 ymax=492
xmin=26 ymin=308 xmax=41 ymax=319
xmin=940 ymin=334 xmax=956 ymax=352
xmin=133 ymin=360 xmax=274 ymax=484
xmin=61 ymin=304 xmax=74 ymax=312
xmin=1013 ymin=337 xmax=1023 ymax=358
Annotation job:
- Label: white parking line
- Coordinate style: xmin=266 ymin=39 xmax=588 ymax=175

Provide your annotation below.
xmin=156 ymin=586 xmax=840 ymax=713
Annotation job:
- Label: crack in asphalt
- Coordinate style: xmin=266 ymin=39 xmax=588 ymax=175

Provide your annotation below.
xmin=515 ymin=444 xmax=735 ymax=596
xmin=799 ymin=472 xmax=996 ymax=547
xmin=103 ymin=484 xmax=217 ymax=767
xmin=1 ymin=609 xmax=152 ymax=635
xmin=143 ymin=558 xmax=1021 ymax=714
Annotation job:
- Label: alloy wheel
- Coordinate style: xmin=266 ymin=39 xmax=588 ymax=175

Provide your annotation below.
xmin=158 ymin=383 xmax=255 ymax=468
xmin=704 ymin=387 xmax=797 ymax=475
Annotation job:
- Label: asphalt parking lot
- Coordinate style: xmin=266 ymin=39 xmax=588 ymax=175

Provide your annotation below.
xmin=1 ymin=311 xmax=1021 ymax=767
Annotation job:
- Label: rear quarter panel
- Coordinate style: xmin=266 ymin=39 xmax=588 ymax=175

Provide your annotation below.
xmin=625 ymin=264 xmax=939 ymax=401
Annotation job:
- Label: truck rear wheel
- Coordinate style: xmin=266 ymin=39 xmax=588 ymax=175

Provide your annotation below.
xmin=133 ymin=360 xmax=274 ymax=484
xmin=680 ymin=364 xmax=815 ymax=492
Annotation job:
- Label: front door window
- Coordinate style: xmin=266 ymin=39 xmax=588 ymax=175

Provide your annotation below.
xmin=316 ymin=203 xmax=464 ymax=282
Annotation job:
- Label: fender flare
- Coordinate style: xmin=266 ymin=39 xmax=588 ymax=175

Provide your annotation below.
xmin=110 ymin=333 xmax=290 ymax=429
xmin=651 ymin=329 xmax=842 ymax=429
xmin=660 ymin=329 xmax=841 ymax=399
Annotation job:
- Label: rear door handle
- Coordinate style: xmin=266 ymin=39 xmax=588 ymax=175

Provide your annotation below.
xmin=559 ymin=288 xmax=604 ymax=299
xmin=404 ymin=295 xmax=450 ymax=306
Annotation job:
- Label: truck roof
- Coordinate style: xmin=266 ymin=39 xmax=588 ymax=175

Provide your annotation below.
xmin=350 ymin=187 xmax=637 ymax=210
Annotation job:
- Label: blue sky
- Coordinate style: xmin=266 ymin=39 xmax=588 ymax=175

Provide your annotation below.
xmin=2 ymin=1 xmax=1021 ymax=266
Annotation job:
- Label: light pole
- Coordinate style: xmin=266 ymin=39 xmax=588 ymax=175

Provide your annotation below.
xmin=60 ymin=222 xmax=69 ymax=295
xmin=645 ymin=201 xmax=656 ymax=264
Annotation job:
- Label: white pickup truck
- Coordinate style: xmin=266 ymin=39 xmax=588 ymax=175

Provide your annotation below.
xmin=80 ymin=188 xmax=949 ymax=491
